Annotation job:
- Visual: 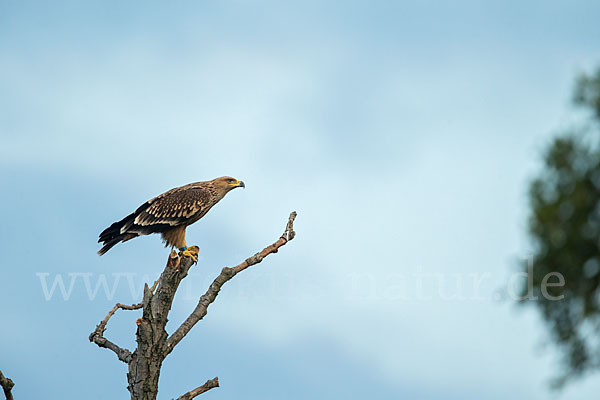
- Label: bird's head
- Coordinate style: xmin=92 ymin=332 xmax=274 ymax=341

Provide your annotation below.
xmin=212 ymin=176 xmax=245 ymax=195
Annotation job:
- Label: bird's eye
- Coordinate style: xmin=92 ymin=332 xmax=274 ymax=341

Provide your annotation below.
xmin=227 ymin=179 xmax=235 ymax=183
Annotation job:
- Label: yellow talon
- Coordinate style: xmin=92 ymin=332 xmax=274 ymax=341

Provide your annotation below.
xmin=179 ymin=246 xmax=199 ymax=262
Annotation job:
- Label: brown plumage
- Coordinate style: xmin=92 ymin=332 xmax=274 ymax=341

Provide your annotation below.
xmin=98 ymin=176 xmax=245 ymax=255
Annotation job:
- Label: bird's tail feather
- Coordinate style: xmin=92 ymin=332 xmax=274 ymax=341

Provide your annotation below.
xmin=98 ymin=237 xmax=123 ymax=255
xmin=98 ymin=213 xmax=136 ymax=255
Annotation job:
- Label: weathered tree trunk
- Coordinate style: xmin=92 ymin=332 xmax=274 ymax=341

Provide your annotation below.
xmin=127 ymin=252 xmax=193 ymax=400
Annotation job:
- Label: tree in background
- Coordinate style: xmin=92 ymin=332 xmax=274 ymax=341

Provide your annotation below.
xmin=523 ymin=67 xmax=600 ymax=387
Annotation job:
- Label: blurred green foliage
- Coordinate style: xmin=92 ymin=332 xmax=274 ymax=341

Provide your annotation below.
xmin=524 ymin=67 xmax=600 ymax=387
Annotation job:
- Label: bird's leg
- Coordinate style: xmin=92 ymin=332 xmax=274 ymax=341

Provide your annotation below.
xmin=178 ymin=243 xmax=199 ymax=262
xmin=175 ymin=232 xmax=199 ymax=262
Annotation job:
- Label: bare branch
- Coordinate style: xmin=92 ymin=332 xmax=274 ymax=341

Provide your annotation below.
xmin=89 ymin=304 xmax=138 ymax=363
xmin=89 ymin=279 xmax=159 ymax=364
xmin=166 ymin=211 xmax=297 ymax=352
xmin=94 ymin=302 xmax=143 ymax=337
xmin=0 ymin=370 xmax=14 ymax=400
xmin=176 ymin=377 xmax=219 ymax=400
xmin=89 ymin=301 xmax=143 ymax=363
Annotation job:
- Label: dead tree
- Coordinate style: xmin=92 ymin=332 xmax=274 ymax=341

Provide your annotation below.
xmin=90 ymin=212 xmax=297 ymax=400
xmin=0 ymin=370 xmax=14 ymax=400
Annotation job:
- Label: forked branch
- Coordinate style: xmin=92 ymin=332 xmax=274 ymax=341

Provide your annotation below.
xmin=90 ymin=212 xmax=297 ymax=400
xmin=88 ymin=280 xmax=158 ymax=363
xmin=166 ymin=211 xmax=297 ymax=352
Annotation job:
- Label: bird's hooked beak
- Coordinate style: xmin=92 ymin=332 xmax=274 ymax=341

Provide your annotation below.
xmin=227 ymin=178 xmax=245 ymax=189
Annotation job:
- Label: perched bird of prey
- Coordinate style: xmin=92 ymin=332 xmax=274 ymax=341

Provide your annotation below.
xmin=98 ymin=176 xmax=245 ymax=258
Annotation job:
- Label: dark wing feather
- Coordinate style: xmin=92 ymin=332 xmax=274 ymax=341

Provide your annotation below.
xmin=132 ymin=186 xmax=212 ymax=229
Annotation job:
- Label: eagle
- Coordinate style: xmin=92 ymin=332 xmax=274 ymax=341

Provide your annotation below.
xmin=98 ymin=176 xmax=245 ymax=258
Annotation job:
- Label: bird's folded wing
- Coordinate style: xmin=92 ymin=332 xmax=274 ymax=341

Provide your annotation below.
xmin=132 ymin=187 xmax=211 ymax=228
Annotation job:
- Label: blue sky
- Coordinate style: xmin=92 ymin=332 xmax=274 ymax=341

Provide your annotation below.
xmin=1 ymin=1 xmax=600 ymax=398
